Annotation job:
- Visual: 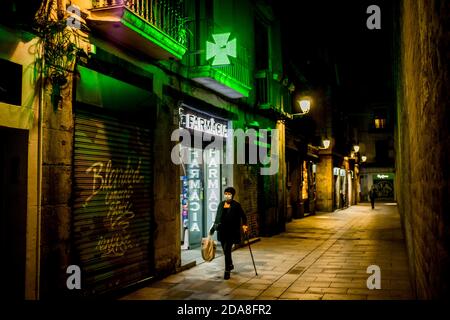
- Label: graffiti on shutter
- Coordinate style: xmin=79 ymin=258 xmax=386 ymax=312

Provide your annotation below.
xmin=73 ymin=110 xmax=152 ymax=295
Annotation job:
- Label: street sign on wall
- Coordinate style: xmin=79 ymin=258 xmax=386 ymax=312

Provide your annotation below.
xmin=374 ymin=173 xmax=394 ymax=180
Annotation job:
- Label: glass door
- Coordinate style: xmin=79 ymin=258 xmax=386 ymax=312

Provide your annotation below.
xmin=203 ymin=148 xmax=221 ymax=240
xmin=185 ymin=147 xmax=204 ymax=248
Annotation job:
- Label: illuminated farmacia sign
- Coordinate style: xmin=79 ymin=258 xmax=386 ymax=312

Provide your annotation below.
xmin=179 ymin=107 xmax=228 ymax=137
xmin=206 ymin=33 xmax=237 ymax=66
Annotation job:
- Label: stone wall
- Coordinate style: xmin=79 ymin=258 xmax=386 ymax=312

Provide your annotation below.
xmin=152 ymin=97 xmax=180 ymax=276
xmin=40 ymin=79 xmax=74 ymax=299
xmin=316 ymin=154 xmax=333 ymax=212
xmin=396 ymin=0 xmax=450 ymax=299
xmin=234 ymin=164 xmax=259 ymax=239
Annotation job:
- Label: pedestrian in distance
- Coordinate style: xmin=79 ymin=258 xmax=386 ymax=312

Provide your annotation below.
xmin=369 ymin=185 xmax=377 ymax=209
xmin=210 ymin=187 xmax=248 ymax=280
xmin=340 ymin=189 xmax=346 ymax=209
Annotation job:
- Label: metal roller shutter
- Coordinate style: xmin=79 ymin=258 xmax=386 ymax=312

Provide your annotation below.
xmin=73 ymin=109 xmax=153 ymax=296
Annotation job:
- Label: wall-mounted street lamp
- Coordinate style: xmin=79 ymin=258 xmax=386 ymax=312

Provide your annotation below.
xmin=353 ymin=145 xmax=360 ymax=153
xmin=298 ymin=99 xmax=311 ymax=114
xmin=361 ymin=155 xmax=367 ymax=162
xmin=289 ymin=98 xmax=312 ymax=119
xmin=321 ymin=138 xmax=331 ymax=149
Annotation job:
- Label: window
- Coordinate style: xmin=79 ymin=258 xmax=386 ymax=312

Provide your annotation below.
xmin=254 ymin=18 xmax=269 ymax=71
xmin=374 ymin=118 xmax=386 ymax=129
xmin=373 ymin=108 xmax=387 ymax=129
xmin=0 ymin=59 xmax=22 ymax=106
xmin=254 ymin=18 xmax=270 ymax=106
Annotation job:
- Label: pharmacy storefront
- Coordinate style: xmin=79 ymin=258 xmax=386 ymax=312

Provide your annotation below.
xmin=178 ymin=104 xmax=233 ymax=250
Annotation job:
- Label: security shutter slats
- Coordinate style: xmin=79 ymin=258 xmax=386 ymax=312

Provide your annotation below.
xmin=75 ymin=128 xmax=151 ymax=143
xmin=73 ymin=109 xmax=153 ymax=296
xmin=73 ymin=223 xmax=152 ymax=240
xmin=74 ymin=226 xmax=152 ymax=240
xmin=73 ymin=169 xmax=152 ymax=176
xmin=76 ymin=242 xmax=151 ymax=267
xmin=75 ymin=136 xmax=151 ymax=155
xmin=72 ymin=199 xmax=152 ymax=210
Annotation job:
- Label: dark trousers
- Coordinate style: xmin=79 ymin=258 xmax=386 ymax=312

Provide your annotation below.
xmin=340 ymin=194 xmax=345 ymax=208
xmin=221 ymin=241 xmax=233 ymax=271
xmin=371 ymin=198 xmax=375 ymax=209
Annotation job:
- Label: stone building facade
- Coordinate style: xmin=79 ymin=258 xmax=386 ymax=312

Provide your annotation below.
xmin=395 ymin=0 xmax=450 ymax=299
xmin=0 ymin=0 xmax=301 ymax=298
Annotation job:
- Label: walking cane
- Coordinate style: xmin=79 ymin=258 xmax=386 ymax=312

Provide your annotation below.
xmin=244 ymin=229 xmax=258 ymax=276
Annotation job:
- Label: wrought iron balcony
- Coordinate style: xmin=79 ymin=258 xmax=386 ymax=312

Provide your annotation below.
xmin=255 ymin=69 xmax=291 ymax=116
xmin=89 ymin=0 xmax=187 ymax=60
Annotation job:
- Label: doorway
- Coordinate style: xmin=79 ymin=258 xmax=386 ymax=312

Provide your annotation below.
xmin=180 ymin=147 xmax=226 ymax=266
xmin=0 ymin=127 xmax=28 ymax=299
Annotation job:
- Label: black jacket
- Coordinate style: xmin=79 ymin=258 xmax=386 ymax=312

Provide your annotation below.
xmin=210 ymin=200 xmax=247 ymax=244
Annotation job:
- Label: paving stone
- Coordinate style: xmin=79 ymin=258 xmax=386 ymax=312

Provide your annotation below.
xmin=307 ymin=287 xmax=348 ymax=294
xmin=120 ymin=204 xmax=413 ymax=301
xmin=285 ymin=286 xmax=309 ymax=294
xmin=258 ymin=288 xmax=285 ymax=298
xmin=322 ymin=293 xmax=367 ymax=300
xmin=297 ymin=293 xmax=324 ymax=300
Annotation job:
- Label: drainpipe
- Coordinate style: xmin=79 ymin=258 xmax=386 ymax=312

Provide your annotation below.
xmin=35 ymin=33 xmax=45 ymax=302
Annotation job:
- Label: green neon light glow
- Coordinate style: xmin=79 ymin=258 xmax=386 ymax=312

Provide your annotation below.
xmin=190 ymin=66 xmax=252 ymax=97
xmin=76 ymin=66 xmax=153 ymax=111
xmin=248 ymin=120 xmax=261 ymax=128
xmin=254 ymin=140 xmax=271 ymax=148
xmin=206 ymin=33 xmax=236 ymax=66
xmin=122 ymin=10 xmax=187 ymax=59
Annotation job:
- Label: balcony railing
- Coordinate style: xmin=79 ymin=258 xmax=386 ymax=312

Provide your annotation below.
xmin=214 ymin=44 xmax=251 ymax=91
xmin=255 ymin=69 xmax=291 ymax=113
xmin=189 ymin=44 xmax=252 ymax=98
xmin=92 ymin=0 xmax=188 ymax=47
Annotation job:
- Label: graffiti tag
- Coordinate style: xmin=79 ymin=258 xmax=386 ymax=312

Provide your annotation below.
xmin=84 ymin=158 xmax=144 ymax=257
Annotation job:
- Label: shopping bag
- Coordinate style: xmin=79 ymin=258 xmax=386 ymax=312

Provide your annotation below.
xmin=201 ymin=235 xmax=216 ymax=262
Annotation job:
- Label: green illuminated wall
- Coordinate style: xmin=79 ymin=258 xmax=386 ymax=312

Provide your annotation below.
xmin=183 ymin=0 xmax=255 ymax=100
xmin=182 ymin=0 xmax=287 ymax=111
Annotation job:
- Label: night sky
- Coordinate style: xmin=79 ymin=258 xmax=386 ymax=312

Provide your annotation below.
xmin=275 ymin=0 xmax=396 ymax=111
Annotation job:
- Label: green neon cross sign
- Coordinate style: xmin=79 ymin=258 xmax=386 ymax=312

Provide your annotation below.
xmin=206 ymin=33 xmax=237 ymax=66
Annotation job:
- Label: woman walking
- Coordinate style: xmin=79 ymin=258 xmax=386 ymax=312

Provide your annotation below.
xmin=210 ymin=187 xmax=248 ymax=280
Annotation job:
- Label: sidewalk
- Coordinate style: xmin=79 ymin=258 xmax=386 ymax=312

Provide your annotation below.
xmin=120 ymin=203 xmax=414 ymax=300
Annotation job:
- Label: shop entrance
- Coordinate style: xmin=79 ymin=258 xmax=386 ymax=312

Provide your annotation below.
xmin=181 ymin=147 xmax=222 ymax=246
xmin=0 ymin=127 xmax=28 ymax=299
xmin=73 ymin=65 xmax=155 ymax=295
xmin=181 ymin=147 xmax=224 ymax=265
xmin=178 ymin=105 xmax=232 ymax=266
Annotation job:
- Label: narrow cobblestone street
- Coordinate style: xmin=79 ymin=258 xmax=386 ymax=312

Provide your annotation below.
xmin=121 ymin=203 xmax=414 ymax=300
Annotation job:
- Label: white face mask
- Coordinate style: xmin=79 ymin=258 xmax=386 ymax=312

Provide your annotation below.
xmin=224 ymin=194 xmax=232 ymax=201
